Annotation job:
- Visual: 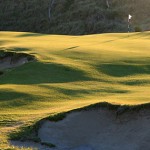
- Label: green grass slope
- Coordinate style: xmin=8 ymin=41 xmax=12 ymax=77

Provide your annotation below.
xmin=0 ymin=31 xmax=150 ymax=149
xmin=0 ymin=0 xmax=150 ymax=34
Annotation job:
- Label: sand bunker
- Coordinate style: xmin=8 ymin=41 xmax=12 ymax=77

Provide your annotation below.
xmin=0 ymin=50 xmax=35 ymax=71
xmin=11 ymin=107 xmax=150 ymax=150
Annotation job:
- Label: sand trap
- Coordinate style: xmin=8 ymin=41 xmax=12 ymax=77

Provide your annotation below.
xmin=0 ymin=51 xmax=35 ymax=71
xmin=0 ymin=56 xmax=28 ymax=70
xmin=11 ymin=108 xmax=150 ymax=150
xmin=10 ymin=141 xmax=52 ymax=150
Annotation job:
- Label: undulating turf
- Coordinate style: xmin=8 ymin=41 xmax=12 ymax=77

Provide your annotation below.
xmin=0 ymin=31 xmax=150 ymax=149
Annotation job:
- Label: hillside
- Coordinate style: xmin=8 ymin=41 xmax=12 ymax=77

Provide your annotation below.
xmin=0 ymin=0 xmax=150 ymax=34
xmin=0 ymin=31 xmax=150 ymax=149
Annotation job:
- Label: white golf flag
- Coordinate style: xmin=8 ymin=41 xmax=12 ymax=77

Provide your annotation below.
xmin=128 ymin=14 xmax=132 ymax=21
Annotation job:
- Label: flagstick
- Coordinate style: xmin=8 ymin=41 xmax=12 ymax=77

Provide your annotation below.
xmin=128 ymin=22 xmax=130 ymax=37
xmin=128 ymin=14 xmax=132 ymax=37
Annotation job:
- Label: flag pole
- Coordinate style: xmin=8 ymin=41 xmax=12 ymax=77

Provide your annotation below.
xmin=128 ymin=23 xmax=130 ymax=33
xmin=128 ymin=14 xmax=132 ymax=36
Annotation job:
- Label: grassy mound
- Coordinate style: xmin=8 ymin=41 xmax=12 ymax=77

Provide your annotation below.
xmin=0 ymin=31 xmax=150 ymax=149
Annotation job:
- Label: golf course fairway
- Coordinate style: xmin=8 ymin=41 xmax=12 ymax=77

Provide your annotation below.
xmin=0 ymin=31 xmax=150 ymax=149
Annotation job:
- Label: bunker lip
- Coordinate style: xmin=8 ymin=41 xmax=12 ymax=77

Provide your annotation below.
xmin=10 ymin=102 xmax=150 ymax=150
xmin=0 ymin=50 xmax=35 ymax=71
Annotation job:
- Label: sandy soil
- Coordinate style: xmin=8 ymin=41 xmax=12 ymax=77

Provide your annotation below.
xmin=10 ymin=141 xmax=52 ymax=150
xmin=11 ymin=108 xmax=150 ymax=150
xmin=0 ymin=56 xmax=29 ymax=70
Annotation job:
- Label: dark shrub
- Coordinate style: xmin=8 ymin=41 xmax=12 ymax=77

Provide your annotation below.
xmin=134 ymin=26 xmax=142 ymax=32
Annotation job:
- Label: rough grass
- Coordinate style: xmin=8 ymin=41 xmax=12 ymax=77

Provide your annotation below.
xmin=0 ymin=31 xmax=150 ymax=149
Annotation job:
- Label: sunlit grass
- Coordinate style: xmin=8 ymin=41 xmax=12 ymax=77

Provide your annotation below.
xmin=0 ymin=31 xmax=150 ymax=149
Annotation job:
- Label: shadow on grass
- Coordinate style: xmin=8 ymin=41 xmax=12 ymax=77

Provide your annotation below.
xmin=0 ymin=40 xmax=12 ymax=47
xmin=0 ymin=89 xmax=39 ymax=109
xmin=0 ymin=62 xmax=91 ymax=84
xmin=63 ymin=46 xmax=79 ymax=51
xmin=98 ymin=63 xmax=150 ymax=77
xmin=0 ymin=41 xmax=6 ymax=46
xmin=16 ymin=33 xmax=45 ymax=37
xmin=120 ymin=80 xmax=150 ymax=86
xmin=0 ymin=46 xmax=32 ymax=53
xmin=0 ymin=89 xmax=37 ymax=102
xmin=129 ymin=32 xmax=150 ymax=39
xmin=54 ymin=87 xmax=129 ymax=97
xmin=7 ymin=47 xmax=31 ymax=52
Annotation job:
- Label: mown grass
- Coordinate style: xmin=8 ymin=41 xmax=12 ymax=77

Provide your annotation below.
xmin=0 ymin=31 xmax=150 ymax=149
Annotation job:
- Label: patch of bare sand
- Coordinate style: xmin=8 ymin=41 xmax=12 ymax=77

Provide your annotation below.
xmin=0 ymin=56 xmax=29 ymax=70
xmin=10 ymin=141 xmax=53 ymax=150
xmin=11 ymin=108 xmax=150 ymax=150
